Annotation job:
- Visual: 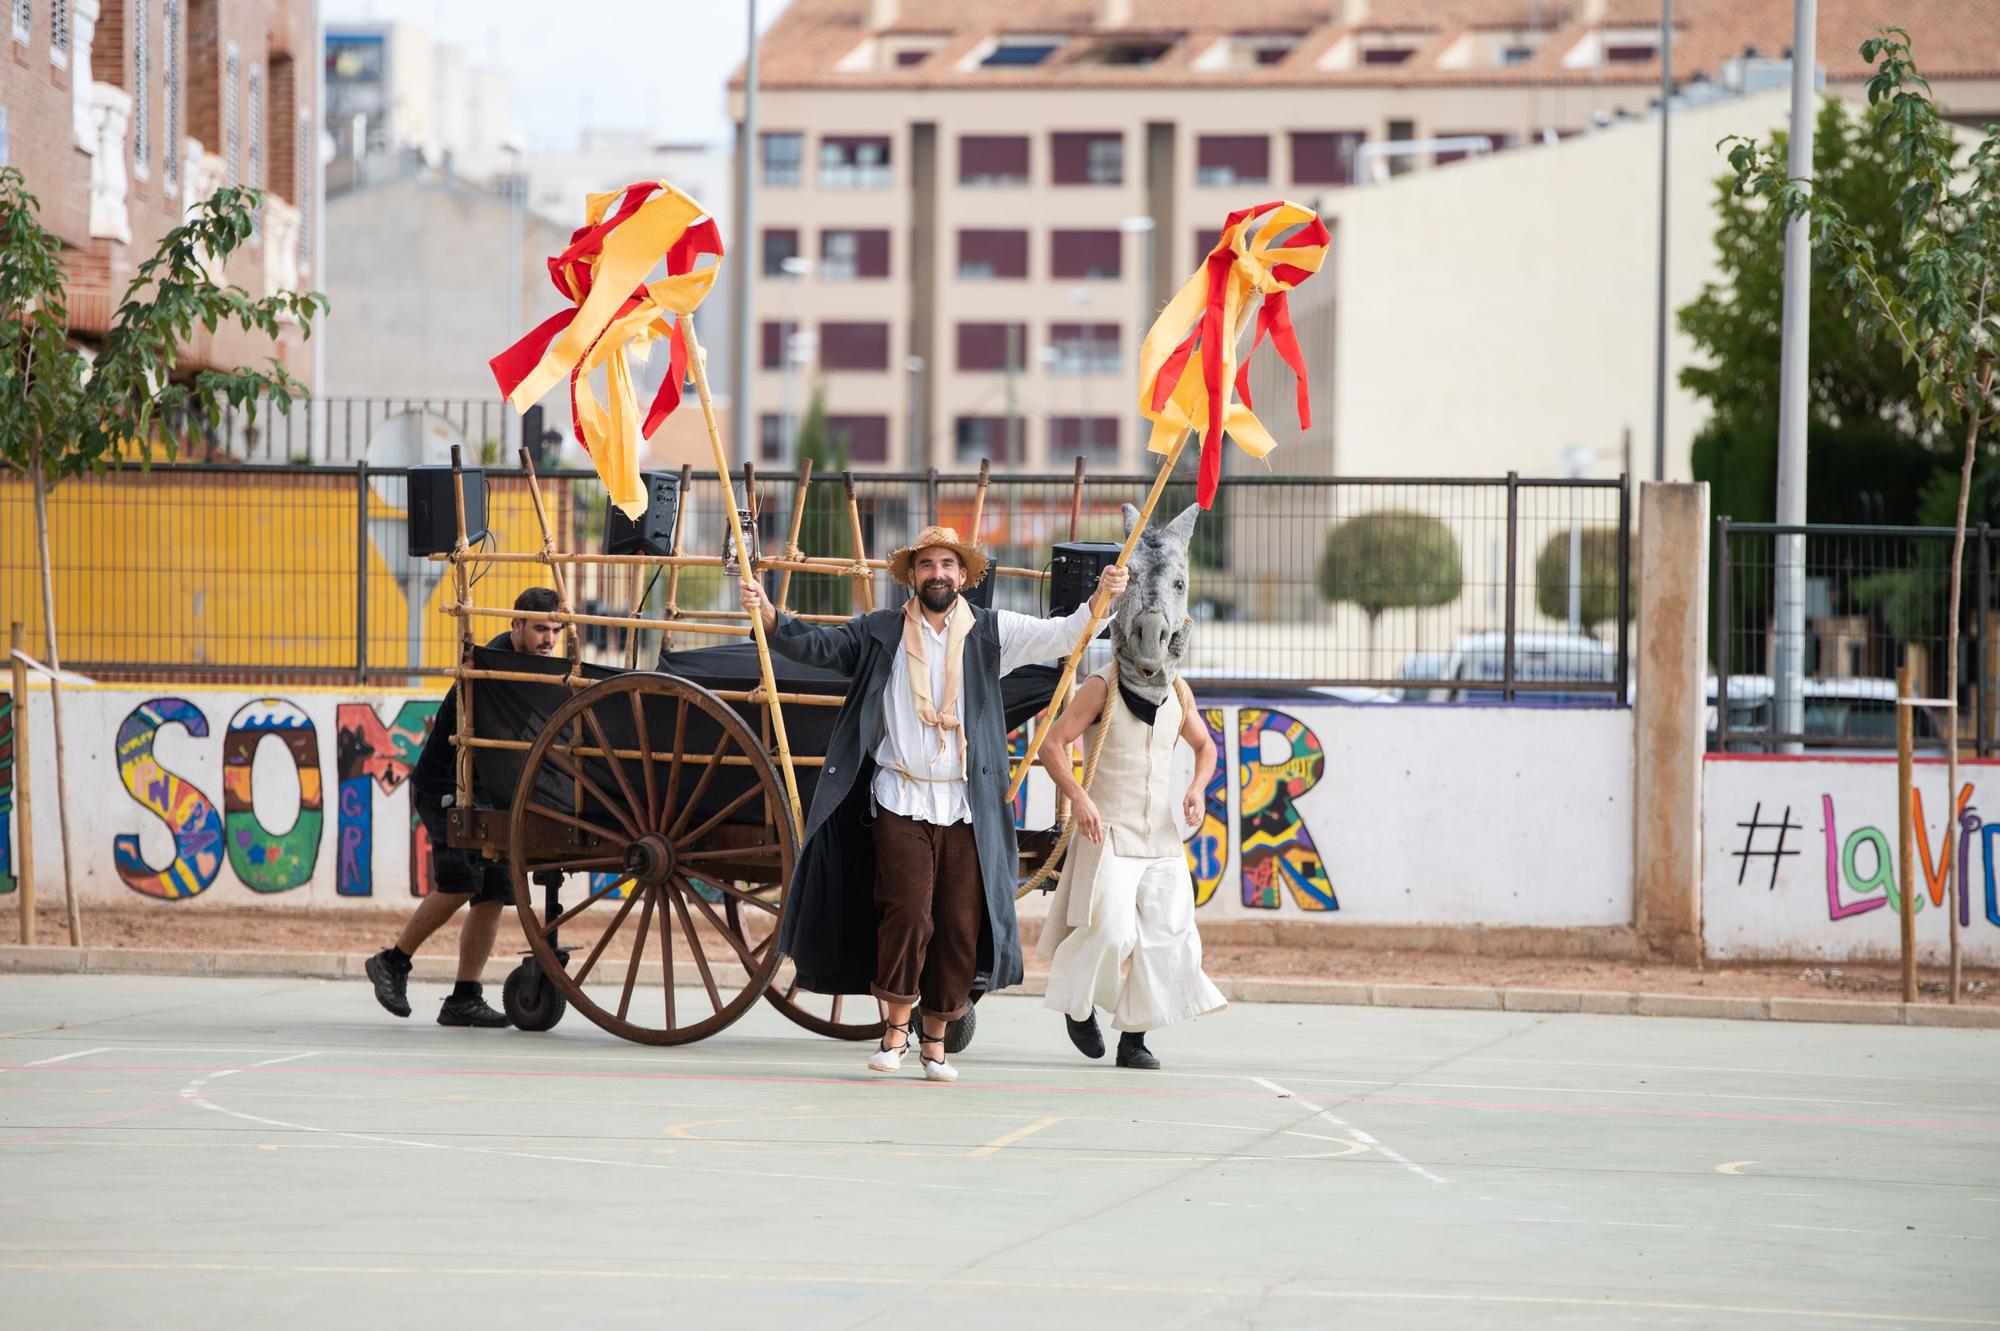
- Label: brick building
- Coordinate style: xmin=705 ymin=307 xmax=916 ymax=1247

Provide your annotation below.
xmin=3 ymin=0 xmax=320 ymax=389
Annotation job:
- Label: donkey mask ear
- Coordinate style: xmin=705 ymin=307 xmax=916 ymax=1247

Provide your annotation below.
xmin=1163 ymin=503 xmax=1200 ymax=548
xmin=1121 ymin=503 xmax=1142 ymax=539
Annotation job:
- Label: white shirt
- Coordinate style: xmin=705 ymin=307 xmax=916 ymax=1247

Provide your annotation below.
xmin=872 ymin=601 xmax=1103 ymax=826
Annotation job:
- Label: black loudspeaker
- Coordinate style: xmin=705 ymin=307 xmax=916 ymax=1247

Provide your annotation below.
xmin=961 ymin=570 xmax=995 ymax=609
xmin=605 ymin=471 xmax=681 ymax=556
xmin=1050 ymin=540 xmax=1120 ymax=638
xmin=407 ymin=465 xmax=487 ymax=556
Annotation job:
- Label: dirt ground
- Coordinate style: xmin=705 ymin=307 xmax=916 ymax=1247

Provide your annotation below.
xmin=4 ymin=899 xmax=1992 ymax=1004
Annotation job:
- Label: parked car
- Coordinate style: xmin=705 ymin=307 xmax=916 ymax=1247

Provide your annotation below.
xmin=1706 ymin=675 xmax=1943 ymax=753
xmin=1440 ymin=632 xmax=1621 ymax=706
xmin=1391 ymin=651 xmax=1450 ymax=702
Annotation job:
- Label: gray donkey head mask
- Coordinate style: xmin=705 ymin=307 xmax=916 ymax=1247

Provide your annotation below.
xmin=1109 ymin=501 xmax=1199 ymax=704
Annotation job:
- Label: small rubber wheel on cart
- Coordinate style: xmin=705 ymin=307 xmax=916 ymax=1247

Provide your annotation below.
xmin=943 ymin=996 xmax=977 ymax=1054
xmin=503 ymin=957 xmax=568 ymax=1032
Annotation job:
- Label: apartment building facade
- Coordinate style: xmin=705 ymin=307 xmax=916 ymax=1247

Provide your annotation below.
xmin=731 ymin=0 xmax=2000 ymax=474
xmin=3 ymin=0 xmax=321 ymax=387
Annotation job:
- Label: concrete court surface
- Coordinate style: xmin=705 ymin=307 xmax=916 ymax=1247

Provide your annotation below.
xmin=0 ymin=975 xmax=1995 ymax=1331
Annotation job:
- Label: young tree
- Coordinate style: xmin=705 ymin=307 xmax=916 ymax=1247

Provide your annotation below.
xmin=1725 ymin=30 xmax=1998 ymax=996
xmin=0 ymin=169 xmax=324 ymax=943
xmin=1317 ymin=510 xmax=1463 ymax=665
xmin=1534 ymin=527 xmax=1632 ymax=639
xmin=790 ymin=383 xmax=852 ymax=617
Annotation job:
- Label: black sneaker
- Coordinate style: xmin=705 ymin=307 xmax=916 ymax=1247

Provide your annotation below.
xmin=365 ymin=950 xmax=412 ymax=1018
xmin=1116 ymin=1031 xmax=1160 ymax=1070
xmin=438 ymin=992 xmax=511 ymax=1028
xmin=1065 ymin=1011 xmax=1106 ymax=1059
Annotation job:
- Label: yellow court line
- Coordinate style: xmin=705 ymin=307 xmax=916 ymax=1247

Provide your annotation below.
xmin=969 ymin=1115 xmax=1064 ymax=1158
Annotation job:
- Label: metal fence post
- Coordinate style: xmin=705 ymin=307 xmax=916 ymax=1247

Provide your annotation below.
xmin=355 ymin=461 xmax=370 ymax=686
xmin=1979 ymin=524 xmax=1991 ymax=757
xmin=1616 ymin=472 xmax=1631 ymax=704
xmin=1503 ymin=471 xmax=1518 ymax=702
xmin=926 ymin=467 xmax=940 ymax=528
xmin=1715 ymin=516 xmax=1732 ymax=752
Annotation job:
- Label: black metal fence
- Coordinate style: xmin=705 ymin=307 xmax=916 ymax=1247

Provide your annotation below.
xmin=195 ymin=395 xmax=520 ymax=466
xmin=1715 ymin=518 xmax=1999 ymax=753
xmin=0 ymin=462 xmax=1630 ymax=696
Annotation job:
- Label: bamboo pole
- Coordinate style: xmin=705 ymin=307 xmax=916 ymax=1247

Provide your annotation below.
xmin=683 ymin=319 xmax=804 ymax=833
xmin=843 ymin=470 xmax=875 ymax=612
xmin=1006 ymin=429 xmax=1191 ymax=801
xmin=9 ymin=622 xmax=34 ymax=946
xmin=448 ymin=603 xmax=751 ymax=637
xmin=1898 ymin=658 xmax=1917 ymax=1005
xmin=775 ymin=456 xmax=815 ymax=613
xmin=515 ymin=449 xmax=586 ymax=668
xmin=968 ymin=458 xmax=992 ymax=545
xmin=661 ymin=463 xmax=694 ymax=654
xmin=453 ymin=733 xmax=827 ymax=767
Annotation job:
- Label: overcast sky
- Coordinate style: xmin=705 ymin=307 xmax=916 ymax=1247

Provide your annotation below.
xmin=322 ymin=0 xmax=795 ymax=153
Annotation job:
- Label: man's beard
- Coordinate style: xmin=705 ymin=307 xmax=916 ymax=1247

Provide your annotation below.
xmin=919 ymin=579 xmax=958 ymax=613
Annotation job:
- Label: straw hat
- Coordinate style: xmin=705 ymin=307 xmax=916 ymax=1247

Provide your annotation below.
xmin=887 ymin=525 xmax=990 ymax=588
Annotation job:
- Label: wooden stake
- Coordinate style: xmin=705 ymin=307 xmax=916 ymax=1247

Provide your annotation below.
xmin=28 ymin=456 xmax=81 ymax=947
xmin=843 ymin=470 xmax=875 ymax=613
xmin=683 ymin=319 xmax=803 ymax=834
xmin=968 ymin=458 xmax=992 ymax=546
xmin=776 ymin=456 xmax=815 ymax=614
xmin=1068 ymin=455 xmax=1087 ymax=541
xmin=661 ymin=463 xmax=694 ymax=654
xmin=1898 ymin=658 xmax=1917 ymax=1005
xmin=9 ymin=622 xmax=33 ymax=946
xmin=516 ymin=448 xmax=585 ymax=668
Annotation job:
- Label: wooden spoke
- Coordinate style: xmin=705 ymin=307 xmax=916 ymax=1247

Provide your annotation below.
xmin=572 ymin=885 xmax=642 ymax=989
xmin=630 ymin=691 xmax=660 ymax=831
xmin=615 ymin=887 xmax=657 ymax=1022
xmin=678 ymin=876 xmax=758 ymax=974
xmin=673 ymin=783 xmax=765 ymax=851
xmin=667 ymin=882 xmax=725 ymax=1014
xmin=544 ymin=875 xmax=634 ymax=936
xmin=581 ymin=705 xmax=649 ymax=843
xmin=543 ymin=743 xmax=643 ymax=842
xmin=522 ymin=801 xmax=627 ymax=848
xmin=831 ymin=994 xmax=845 ymax=1024
xmin=683 ymin=871 xmax=782 ymax=915
xmin=668 ymin=879 xmax=684 ymax=1023
xmin=680 ymin=842 xmax=782 ymax=863
xmin=528 ymin=854 xmax=626 ymax=876
xmin=667 ymin=731 xmax=735 ymax=840
xmin=661 ymin=697 xmax=688 ymax=835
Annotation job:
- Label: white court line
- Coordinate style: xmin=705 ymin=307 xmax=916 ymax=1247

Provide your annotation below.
xmin=15 ymin=1048 xmax=113 ymax=1068
xmin=1250 ymin=1076 xmax=1446 ymax=1185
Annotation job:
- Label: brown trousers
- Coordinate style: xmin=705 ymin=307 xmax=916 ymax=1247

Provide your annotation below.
xmin=870 ymin=810 xmax=982 ymax=1019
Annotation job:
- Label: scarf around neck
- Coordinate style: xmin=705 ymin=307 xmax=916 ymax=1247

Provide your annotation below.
xmin=902 ymin=595 xmax=976 ymax=769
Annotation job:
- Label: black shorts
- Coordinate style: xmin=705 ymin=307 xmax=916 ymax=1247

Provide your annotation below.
xmin=417 ymin=801 xmax=515 ymax=906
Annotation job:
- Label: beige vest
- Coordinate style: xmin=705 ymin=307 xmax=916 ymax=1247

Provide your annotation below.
xmin=1092 ymin=668 xmax=1186 ymax=859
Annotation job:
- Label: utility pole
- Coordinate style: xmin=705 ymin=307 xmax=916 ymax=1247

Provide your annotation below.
xmin=730 ymin=0 xmax=759 ymax=467
xmin=1772 ymin=0 xmax=1817 ymax=753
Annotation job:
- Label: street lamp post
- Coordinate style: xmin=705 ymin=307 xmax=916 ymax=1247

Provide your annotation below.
xmin=1119 ymin=216 xmax=1156 ymax=469
xmin=778 ymin=255 xmax=811 ymax=462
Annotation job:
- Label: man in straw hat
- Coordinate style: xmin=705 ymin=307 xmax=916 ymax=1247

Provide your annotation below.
xmin=740 ymin=528 xmax=1126 ymax=1081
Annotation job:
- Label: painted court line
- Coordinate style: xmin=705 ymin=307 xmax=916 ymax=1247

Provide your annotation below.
xmin=968 ymin=1116 xmax=1063 ymax=1158
xmin=1250 ymin=1075 xmax=1447 ymax=1185
xmin=17 ymin=1047 xmax=112 ymax=1068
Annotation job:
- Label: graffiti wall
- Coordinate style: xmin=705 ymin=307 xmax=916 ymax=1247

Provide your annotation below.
xmin=1704 ymin=756 xmax=2000 ymax=964
xmin=9 ymin=683 xmax=1635 ymax=928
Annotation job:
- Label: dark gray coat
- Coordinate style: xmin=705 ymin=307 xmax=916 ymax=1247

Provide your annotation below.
xmin=769 ymin=606 xmax=1024 ymax=998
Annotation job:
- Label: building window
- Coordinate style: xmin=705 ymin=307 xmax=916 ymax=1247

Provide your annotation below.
xmin=1193 ymin=228 xmax=1220 ymax=265
xmin=1605 ymin=44 xmax=1656 ymax=63
xmin=827 ymin=415 xmax=889 ymax=464
xmin=760 ymin=319 xmax=799 ymax=371
xmin=956 ymin=322 xmax=1028 ymax=373
xmin=246 ymin=62 xmax=263 ymax=224
xmin=762 ymin=228 xmax=800 ymax=277
xmin=1436 ymin=132 xmax=1509 ymax=165
xmin=296 ymin=112 xmax=311 ymax=271
xmin=955 ymin=416 xmax=1021 ymax=465
xmin=163 ymin=1 xmax=182 ymax=193
xmin=1196 ymin=135 xmax=1268 ymax=187
xmin=981 ymin=37 xmax=1061 ymax=67
xmin=1050 ymin=230 xmax=1121 ymax=280
xmin=1291 ymin=131 xmax=1364 ymax=186
xmin=959 ymin=134 xmax=1028 ymax=187
xmin=1362 ymin=47 xmax=1414 ymax=65
xmin=957 ymin=229 xmax=1028 ymax=280
xmin=894 ymin=48 xmax=927 ymax=67
xmin=1048 ymin=323 xmax=1119 ymax=375
xmin=759 ymin=413 xmax=785 ymax=463
xmin=761 ymin=132 xmax=803 ymax=187
xmin=1387 ymin=119 xmax=1415 ymax=178
xmin=1050 ymin=416 xmax=1119 ymax=461
xmin=1500 ymin=44 xmax=1534 ymax=66
xmin=224 ymin=45 xmax=240 ymax=186
xmin=820 ymin=135 xmax=891 ymax=189
xmin=12 ymin=0 xmax=28 ymax=46
xmin=819 ymin=321 xmax=890 ymax=372
xmin=821 ymin=228 xmax=890 ymax=279
xmin=50 ymin=0 xmax=66 ymax=59
xmin=132 ymin=0 xmax=152 ymax=177
xmin=1051 ymin=131 xmax=1122 ymax=185
xmin=1080 ymin=37 xmax=1173 ymax=67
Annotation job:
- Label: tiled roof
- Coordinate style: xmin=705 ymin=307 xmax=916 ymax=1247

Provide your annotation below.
xmin=731 ymin=0 xmax=2000 ymax=91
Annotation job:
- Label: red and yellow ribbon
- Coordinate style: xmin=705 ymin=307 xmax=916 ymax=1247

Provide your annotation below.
xmin=489 ymin=181 xmax=721 ymax=516
xmin=1138 ymin=200 xmax=1329 ymax=508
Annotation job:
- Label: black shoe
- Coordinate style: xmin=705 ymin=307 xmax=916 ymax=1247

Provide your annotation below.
xmin=1116 ymin=1032 xmax=1160 ymax=1070
xmin=1065 ymin=1011 xmax=1106 ymax=1059
xmin=365 ymin=950 xmax=412 ymax=1018
xmin=438 ymin=993 xmax=511 ymax=1028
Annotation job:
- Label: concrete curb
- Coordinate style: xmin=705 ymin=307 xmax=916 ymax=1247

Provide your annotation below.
xmin=0 ymin=946 xmax=1994 ymax=1028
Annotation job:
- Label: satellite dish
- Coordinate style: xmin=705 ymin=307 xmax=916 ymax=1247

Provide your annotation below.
xmin=364 ymin=411 xmax=470 ymax=675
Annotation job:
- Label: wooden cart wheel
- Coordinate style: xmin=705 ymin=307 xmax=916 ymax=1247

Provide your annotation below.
xmin=763 ymin=957 xmax=888 ymax=1042
xmin=508 ymin=673 xmax=790 ymax=1046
